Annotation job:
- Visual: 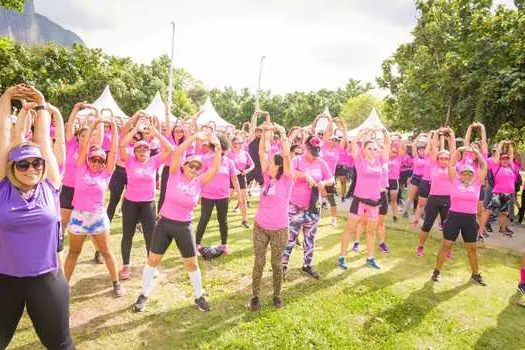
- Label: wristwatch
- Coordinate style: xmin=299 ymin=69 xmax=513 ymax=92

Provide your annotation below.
xmin=35 ymin=103 xmax=48 ymax=111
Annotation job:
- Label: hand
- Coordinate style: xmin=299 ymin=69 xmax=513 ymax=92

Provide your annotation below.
xmin=274 ymin=123 xmax=285 ymax=135
xmin=21 ymin=99 xmax=37 ymax=111
xmin=304 ymin=174 xmax=316 ymax=188
xmin=2 ymin=84 xmax=26 ymax=100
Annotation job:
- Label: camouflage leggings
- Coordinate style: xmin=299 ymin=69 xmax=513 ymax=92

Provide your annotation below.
xmin=252 ymin=222 xmax=288 ymax=297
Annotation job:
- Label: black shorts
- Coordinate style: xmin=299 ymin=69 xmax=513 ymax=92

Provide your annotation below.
xmin=399 ymin=170 xmax=412 ymax=187
xmin=325 ymin=185 xmax=337 ymax=207
xmin=237 ymin=174 xmax=247 ymax=189
xmin=246 ymin=167 xmax=264 ymax=186
xmin=150 ymin=217 xmax=196 ymax=258
xmin=410 ymin=174 xmax=422 ymax=187
xmin=59 ymin=185 xmax=75 ymax=210
xmin=443 ymin=211 xmax=478 ymax=243
xmin=335 ymin=165 xmax=349 ymax=177
xmin=388 ymin=179 xmax=399 ymax=192
xmin=379 ymin=191 xmax=389 ymax=216
xmin=418 ymin=180 xmax=431 ymax=198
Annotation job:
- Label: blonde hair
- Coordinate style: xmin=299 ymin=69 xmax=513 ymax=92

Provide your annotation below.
xmin=6 ymin=142 xmax=46 ymax=189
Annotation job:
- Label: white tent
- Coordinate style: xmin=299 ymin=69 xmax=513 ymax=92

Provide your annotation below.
xmin=314 ymin=106 xmax=332 ymax=133
xmin=347 ymin=107 xmax=387 ymax=138
xmin=76 ymin=85 xmax=128 ymax=119
xmin=144 ymin=91 xmax=177 ymax=124
xmin=196 ymin=97 xmax=232 ymax=129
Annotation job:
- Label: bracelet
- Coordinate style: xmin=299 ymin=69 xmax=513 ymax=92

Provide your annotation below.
xmin=35 ymin=103 xmax=47 ymax=111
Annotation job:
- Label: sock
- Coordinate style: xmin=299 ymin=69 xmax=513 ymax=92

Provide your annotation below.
xmin=141 ymin=264 xmax=156 ymax=297
xmin=404 ymin=200 xmax=413 ymax=214
xmin=189 ymin=269 xmax=203 ymax=299
xmin=520 ymin=268 xmax=525 ymax=284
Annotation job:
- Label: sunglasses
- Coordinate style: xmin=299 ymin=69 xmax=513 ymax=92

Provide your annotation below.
xmin=14 ymin=158 xmax=45 ymax=172
xmin=134 ymin=147 xmax=149 ymax=153
xmin=461 ymin=171 xmax=474 ymax=176
xmin=186 ymin=162 xmax=201 ymax=171
xmin=132 ymin=137 xmax=141 ymax=142
xmin=174 ymin=129 xmax=184 ymax=134
xmin=88 ymin=157 xmax=106 ymax=165
xmin=367 ymin=148 xmax=378 ymax=152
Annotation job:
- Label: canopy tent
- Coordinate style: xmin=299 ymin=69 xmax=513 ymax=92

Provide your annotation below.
xmin=305 ymin=106 xmax=332 ymax=132
xmin=196 ymin=97 xmax=232 ymax=129
xmin=144 ymin=91 xmax=177 ymax=124
xmin=347 ymin=107 xmax=387 ymax=138
xmin=76 ymin=85 xmax=128 ymax=119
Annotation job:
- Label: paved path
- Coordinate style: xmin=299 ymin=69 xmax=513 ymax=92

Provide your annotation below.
xmin=334 ymin=196 xmax=525 ymax=256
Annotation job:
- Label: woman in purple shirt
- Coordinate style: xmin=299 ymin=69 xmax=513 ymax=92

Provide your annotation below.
xmin=0 ymin=84 xmax=74 ymax=349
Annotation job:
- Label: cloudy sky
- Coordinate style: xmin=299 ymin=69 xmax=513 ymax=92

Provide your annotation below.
xmin=34 ymin=0 xmax=515 ymax=95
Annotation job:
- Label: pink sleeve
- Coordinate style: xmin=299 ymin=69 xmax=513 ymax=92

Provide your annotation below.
xmin=246 ymin=152 xmax=254 ymax=168
xmin=229 ymin=159 xmax=236 ymax=177
xmin=153 ymin=154 xmax=164 ymax=169
xmin=321 ymin=160 xmax=332 ymax=180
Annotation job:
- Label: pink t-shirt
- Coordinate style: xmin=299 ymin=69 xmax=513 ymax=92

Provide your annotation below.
xmin=345 ymin=154 xmax=355 ymax=168
xmin=227 ymin=150 xmax=254 ymax=174
xmin=321 ymin=144 xmax=340 ymax=174
xmin=422 ymin=156 xmax=432 ymax=181
xmin=449 ymin=178 xmax=481 ymax=214
xmin=102 ymin=130 xmax=111 ymax=151
xmin=290 ymin=156 xmax=332 ymax=208
xmin=201 ymin=157 xmax=236 ymax=199
xmin=63 ymin=139 xmax=80 ymax=187
xmin=72 ymin=164 xmax=112 ymax=212
xmin=160 ymin=168 xmax=204 ymax=222
xmin=429 ymin=162 xmax=451 ymax=196
xmin=490 ymin=161 xmax=516 ymax=194
xmin=269 ymin=141 xmax=282 ymax=158
xmin=124 ymin=155 xmax=164 ymax=202
xmin=412 ymin=156 xmax=426 ymax=176
xmin=388 ymin=156 xmax=402 ymax=180
xmin=255 ymin=173 xmax=293 ymax=230
xmin=353 ymin=158 xmax=383 ymax=201
xmin=401 ymin=155 xmax=413 ymax=172
xmin=337 ymin=147 xmax=348 ymax=166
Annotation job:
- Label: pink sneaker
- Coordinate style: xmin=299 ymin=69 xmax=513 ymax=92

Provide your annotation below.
xmin=220 ymin=244 xmax=230 ymax=255
xmin=446 ymin=250 xmax=454 ymax=259
xmin=416 ymin=246 xmax=424 ymax=257
xmin=119 ymin=265 xmax=131 ymax=280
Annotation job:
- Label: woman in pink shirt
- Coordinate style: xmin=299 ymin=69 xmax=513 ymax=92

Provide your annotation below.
xmin=228 ymin=135 xmax=254 ymax=227
xmin=338 ymin=128 xmax=390 ymax=270
xmin=401 ymin=134 xmax=428 ymax=217
xmin=117 ymin=119 xmax=174 ymax=280
xmin=387 ymin=140 xmax=404 ymax=223
xmin=133 ymin=132 xmax=221 ymax=313
xmin=416 ymin=128 xmax=456 ymax=257
xmin=250 ymin=122 xmax=293 ymax=311
xmin=431 ymin=147 xmax=487 ymax=286
xmin=413 ymin=132 xmax=436 ymax=227
xmin=63 ymin=117 xmax=123 ymax=297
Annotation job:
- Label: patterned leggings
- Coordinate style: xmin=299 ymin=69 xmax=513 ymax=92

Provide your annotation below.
xmin=282 ymin=203 xmax=320 ymax=268
xmin=252 ymin=222 xmax=288 ymax=297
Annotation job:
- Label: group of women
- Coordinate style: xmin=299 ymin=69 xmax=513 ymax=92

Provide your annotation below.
xmin=1 ymin=84 xmax=524 ymax=349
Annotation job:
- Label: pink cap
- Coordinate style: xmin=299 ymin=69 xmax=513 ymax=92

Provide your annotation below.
xmin=88 ymin=147 xmax=106 ymax=160
xmin=134 ymin=140 xmax=150 ymax=150
xmin=184 ymin=154 xmax=203 ymax=165
xmin=459 ymin=164 xmax=475 ymax=173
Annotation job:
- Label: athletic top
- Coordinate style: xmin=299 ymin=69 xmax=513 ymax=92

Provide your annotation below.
xmin=321 ymin=144 xmax=340 ymax=174
xmin=290 ymin=155 xmax=331 ymax=208
xmin=63 ymin=138 xmax=80 ymax=187
xmin=102 ymin=129 xmax=112 ymax=151
xmin=227 ymin=149 xmax=254 ymax=174
xmin=449 ymin=178 xmax=481 ymax=214
xmin=488 ymin=158 xmax=516 ymax=194
xmin=124 ymin=154 xmax=164 ymax=202
xmin=422 ymin=156 xmax=432 ymax=181
xmin=388 ymin=156 xmax=402 ymax=180
xmin=160 ymin=168 xmax=204 ymax=222
xmin=429 ymin=162 xmax=451 ymax=196
xmin=72 ymin=164 xmax=112 ymax=212
xmin=412 ymin=156 xmax=426 ymax=176
xmin=353 ymin=157 xmax=383 ymax=201
xmin=255 ymin=172 xmax=293 ymax=230
xmin=0 ymin=178 xmax=59 ymax=277
xmin=201 ymin=156 xmax=236 ymax=200
xmin=400 ymin=154 xmax=413 ymax=172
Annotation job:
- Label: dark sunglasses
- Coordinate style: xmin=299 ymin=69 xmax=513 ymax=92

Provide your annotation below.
xmin=132 ymin=137 xmax=141 ymax=142
xmin=186 ymin=162 xmax=201 ymax=171
xmin=14 ymin=158 xmax=45 ymax=172
xmin=88 ymin=157 xmax=106 ymax=165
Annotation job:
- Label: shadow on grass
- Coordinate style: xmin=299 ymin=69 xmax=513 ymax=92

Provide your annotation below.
xmin=70 ymin=273 xmax=114 ymax=301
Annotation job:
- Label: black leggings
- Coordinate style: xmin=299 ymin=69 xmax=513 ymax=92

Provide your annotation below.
xmin=196 ymin=197 xmax=229 ymax=245
xmin=518 ymin=190 xmax=525 ymax=224
xmin=158 ymin=166 xmax=170 ymax=213
xmin=0 ymin=270 xmax=74 ymax=350
xmin=106 ymin=165 xmax=127 ymax=222
xmin=121 ymin=198 xmax=156 ymax=265
xmin=421 ymin=195 xmax=450 ymax=232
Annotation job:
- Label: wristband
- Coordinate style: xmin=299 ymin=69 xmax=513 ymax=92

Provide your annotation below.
xmin=35 ymin=103 xmax=47 ymax=111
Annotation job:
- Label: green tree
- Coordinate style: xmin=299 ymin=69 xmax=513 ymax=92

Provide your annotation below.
xmin=0 ymin=0 xmax=25 ymax=11
xmin=341 ymin=93 xmax=385 ymax=129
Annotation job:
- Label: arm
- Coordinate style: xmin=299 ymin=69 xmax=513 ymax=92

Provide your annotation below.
xmin=258 ymin=122 xmax=270 ymax=173
xmin=249 ymin=111 xmax=260 ymax=140
xmin=119 ymin=125 xmax=140 ymax=162
xmin=49 ymin=104 xmax=66 ymax=167
xmin=275 ymin=124 xmax=292 ymax=177
xmin=0 ymin=86 xmax=22 ymax=180
xmin=77 ymin=120 xmax=102 ymax=167
xmin=493 ymin=142 xmax=503 ymax=164
xmin=164 ymin=103 xmax=172 ymax=138
xmin=65 ymin=102 xmax=84 ymax=142
xmin=170 ymin=133 xmax=202 ymax=173
xmin=322 ymin=117 xmax=334 ymax=142
xmin=464 ymin=124 xmax=473 ymax=146
xmin=479 ymin=122 xmax=488 ymax=155
xmin=201 ymin=135 xmax=222 ymax=184
xmin=448 ymin=148 xmax=461 ymax=180
xmin=447 ymin=127 xmax=456 ymax=154
xmin=430 ymin=130 xmax=440 ymax=161
xmin=151 ymin=126 xmax=174 ymax=163
xmin=105 ymin=119 xmax=119 ymax=173
xmin=473 ymin=148 xmax=488 ymax=183
xmin=381 ymin=128 xmax=391 ymax=160
xmin=13 ymin=100 xmax=34 ymax=145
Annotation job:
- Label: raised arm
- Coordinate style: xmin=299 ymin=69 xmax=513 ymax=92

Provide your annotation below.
xmin=105 ymin=119 xmax=118 ymax=173
xmin=65 ymin=102 xmax=84 ymax=142
xmin=275 ymin=124 xmax=292 ymax=177
xmin=448 ymin=148 xmax=461 ymax=180
xmin=201 ymin=134 xmax=222 ymax=184
xmin=478 ymin=122 xmax=488 ymax=155
xmin=381 ymin=128 xmax=391 ymax=160
xmin=0 ymin=85 xmax=24 ymax=180
xmin=464 ymin=124 xmax=473 ymax=146
xmin=447 ymin=127 xmax=456 ymax=154
xmin=77 ymin=120 xmax=101 ymax=167
xmin=322 ymin=117 xmax=334 ymax=142
xmin=49 ymin=104 xmax=66 ymax=168
xmin=473 ymin=147 xmax=488 ymax=183
xmin=259 ymin=121 xmax=270 ymax=173
xmin=151 ymin=125 xmax=174 ymax=163
xmin=170 ymin=133 xmax=202 ymax=173
xmin=430 ymin=129 xmax=440 ymax=161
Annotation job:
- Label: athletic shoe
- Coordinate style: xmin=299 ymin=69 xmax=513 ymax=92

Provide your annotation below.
xmin=220 ymin=244 xmax=230 ymax=255
xmin=250 ymin=296 xmax=261 ymax=312
xmin=500 ymin=228 xmax=513 ymax=237
xmin=273 ymin=296 xmax=283 ymax=308
xmin=485 ymin=223 xmax=493 ymax=233
xmin=431 ymin=269 xmax=441 ymax=282
xmin=301 ymin=265 xmax=320 ymax=279
xmin=338 ymin=256 xmax=348 ymax=270
xmin=113 ymin=282 xmax=124 ymax=297
xmin=366 ymin=257 xmax=381 ymax=269
xmin=393 ymin=216 xmax=398 ymax=223
xmin=416 ymin=246 xmax=424 ymax=257
xmin=242 ymin=220 xmax=250 ymax=229
xmin=403 ymin=211 xmax=409 ymax=218
xmin=132 ymin=294 xmax=148 ymax=312
xmin=379 ymin=242 xmax=389 ymax=253
xmin=195 ymin=296 xmax=211 ymax=312
xmin=477 ymin=235 xmax=484 ymax=243
xmin=471 ymin=273 xmax=487 ymax=286
xmin=233 ymin=207 xmax=239 ymax=214
xmin=94 ymin=251 xmax=104 ymax=264
xmin=482 ymin=231 xmax=490 ymax=238
xmin=331 ymin=218 xmax=338 ymax=227
xmin=119 ymin=265 xmax=131 ymax=280
xmin=518 ymin=282 xmax=525 ymax=295
xmin=352 ymin=242 xmax=360 ymax=253
xmin=446 ymin=250 xmax=454 ymax=259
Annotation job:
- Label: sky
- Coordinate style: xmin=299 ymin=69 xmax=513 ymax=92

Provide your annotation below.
xmin=34 ymin=0 xmax=516 ymax=96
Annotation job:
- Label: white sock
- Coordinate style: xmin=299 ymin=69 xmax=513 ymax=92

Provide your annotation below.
xmin=141 ymin=264 xmax=156 ymax=297
xmin=189 ymin=269 xmax=203 ymax=299
xmin=403 ymin=199 xmax=413 ymax=214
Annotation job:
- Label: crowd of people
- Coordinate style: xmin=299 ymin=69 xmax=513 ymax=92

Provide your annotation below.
xmin=1 ymin=84 xmax=524 ymax=349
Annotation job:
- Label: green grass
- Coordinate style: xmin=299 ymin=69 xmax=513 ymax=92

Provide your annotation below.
xmin=9 ymin=202 xmax=525 ymax=350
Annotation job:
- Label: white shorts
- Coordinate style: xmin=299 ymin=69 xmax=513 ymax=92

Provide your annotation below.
xmin=68 ymin=209 xmax=110 ymax=235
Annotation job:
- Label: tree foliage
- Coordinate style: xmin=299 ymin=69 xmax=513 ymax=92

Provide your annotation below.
xmin=378 ymin=0 xmax=525 ymax=138
xmin=0 ymin=0 xmax=25 ymax=12
xmin=341 ymin=93 xmax=384 ymax=129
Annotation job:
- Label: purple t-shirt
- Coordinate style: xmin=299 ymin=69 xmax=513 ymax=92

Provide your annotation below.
xmin=0 ymin=178 xmax=60 ymax=277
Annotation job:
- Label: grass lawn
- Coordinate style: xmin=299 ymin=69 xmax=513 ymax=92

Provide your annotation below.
xmin=9 ymin=202 xmax=525 ymax=350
